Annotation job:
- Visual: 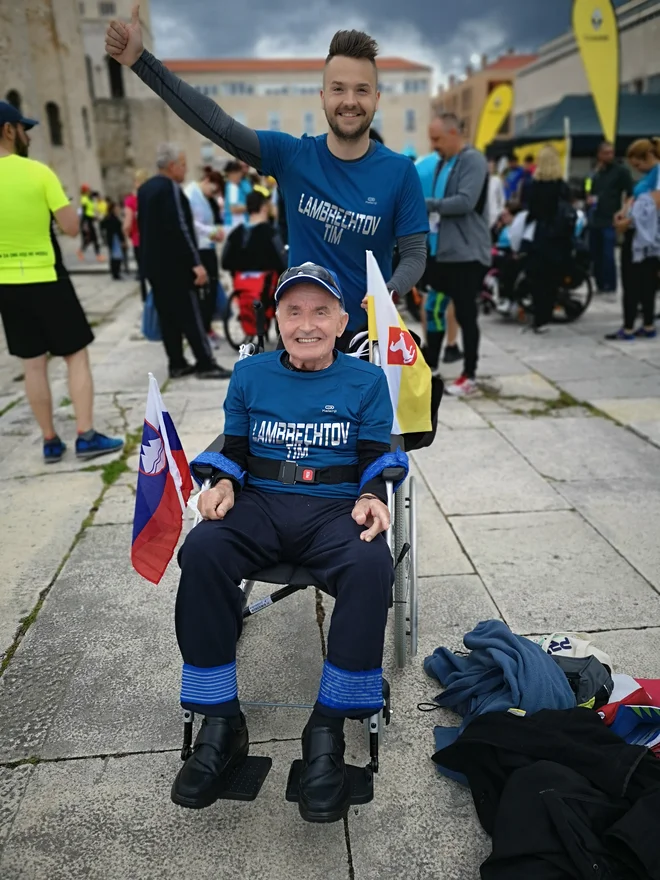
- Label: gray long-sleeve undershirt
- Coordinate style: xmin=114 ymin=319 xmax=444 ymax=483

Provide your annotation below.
xmin=131 ymin=49 xmax=427 ymax=295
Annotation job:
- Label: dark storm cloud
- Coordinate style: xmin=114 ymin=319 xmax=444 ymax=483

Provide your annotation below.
xmin=148 ymin=0 xmax=627 ymax=77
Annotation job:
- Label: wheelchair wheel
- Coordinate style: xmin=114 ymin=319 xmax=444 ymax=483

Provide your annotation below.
xmin=223 ymin=290 xmax=254 ymax=351
xmin=393 ymin=476 xmax=418 ymax=668
xmin=553 ymin=272 xmax=594 ymax=323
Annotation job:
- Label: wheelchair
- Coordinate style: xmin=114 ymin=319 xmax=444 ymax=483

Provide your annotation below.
xmin=179 ymin=413 xmax=418 ymax=803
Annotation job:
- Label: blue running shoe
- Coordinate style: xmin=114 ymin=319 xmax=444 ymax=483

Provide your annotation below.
xmin=44 ymin=436 xmax=66 ymax=464
xmin=75 ymin=431 xmax=124 ymax=460
xmin=634 ymin=326 xmax=657 ymax=339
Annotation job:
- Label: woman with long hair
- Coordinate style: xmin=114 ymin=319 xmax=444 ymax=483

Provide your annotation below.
xmin=606 ymin=138 xmax=660 ymax=341
xmin=524 ymin=145 xmax=573 ymax=332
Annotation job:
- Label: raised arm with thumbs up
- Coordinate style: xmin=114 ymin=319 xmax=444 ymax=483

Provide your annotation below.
xmin=105 ymin=3 xmax=144 ymax=67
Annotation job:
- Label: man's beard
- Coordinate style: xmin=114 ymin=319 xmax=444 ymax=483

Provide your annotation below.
xmin=325 ymin=108 xmax=373 ymax=142
xmin=15 ymin=136 xmax=29 ymax=157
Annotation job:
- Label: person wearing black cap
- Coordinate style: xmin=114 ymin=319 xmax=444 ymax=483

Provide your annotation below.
xmin=171 ymin=262 xmax=404 ymax=823
xmin=0 ymin=101 xmax=124 ymax=463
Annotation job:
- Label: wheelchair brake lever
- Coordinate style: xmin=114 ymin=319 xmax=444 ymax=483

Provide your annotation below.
xmin=394 ymin=542 xmax=410 ymax=570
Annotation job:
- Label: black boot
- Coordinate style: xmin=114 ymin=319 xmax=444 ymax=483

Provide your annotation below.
xmin=298 ymin=719 xmax=351 ymax=823
xmin=171 ymin=714 xmax=249 ymax=809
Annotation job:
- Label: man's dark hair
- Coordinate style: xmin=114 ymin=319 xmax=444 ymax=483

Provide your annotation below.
xmin=224 ymin=160 xmax=243 ymax=175
xmin=326 ymin=30 xmax=379 ymax=66
xmin=246 ymin=190 xmax=269 ymax=215
xmin=523 ymin=154 xmax=534 ymax=164
xmin=598 ymin=140 xmax=614 ymax=152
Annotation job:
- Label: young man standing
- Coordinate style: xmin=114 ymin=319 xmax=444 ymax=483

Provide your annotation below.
xmin=104 ymin=6 xmax=428 ymax=346
xmin=0 ymin=101 xmax=124 ymax=463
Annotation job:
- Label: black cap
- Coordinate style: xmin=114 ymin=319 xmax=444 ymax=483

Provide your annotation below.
xmin=0 ymin=101 xmax=39 ymax=132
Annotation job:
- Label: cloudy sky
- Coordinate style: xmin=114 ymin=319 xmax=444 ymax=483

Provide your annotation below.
xmin=149 ymin=0 xmax=628 ymax=86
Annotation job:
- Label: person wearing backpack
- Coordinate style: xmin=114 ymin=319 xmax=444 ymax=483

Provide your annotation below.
xmin=423 ymin=113 xmax=491 ymax=396
xmin=524 ymin=145 xmax=575 ymax=334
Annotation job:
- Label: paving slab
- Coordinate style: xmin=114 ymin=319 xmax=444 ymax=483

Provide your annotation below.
xmin=484 ymin=372 xmax=560 ymax=401
xmin=92 ymin=483 xmax=135 ymax=525
xmin=590 ymin=397 xmax=660 ymax=425
xmin=630 ymin=420 xmax=660 ymax=447
xmin=574 ymin=627 xmax=660 ymax=680
xmin=346 ymin=573 xmax=499 ymax=880
xmin=555 ymin=478 xmax=660 ymax=593
xmin=557 ymin=374 xmax=660 ymax=401
xmin=411 ymin=463 xmax=474 ymax=576
xmin=436 ymin=399 xmax=489 ymax=430
xmin=0 ymin=471 xmax=103 ymax=662
xmin=414 ymin=429 xmax=568 ymax=516
xmin=450 ymin=510 xmax=660 ymax=634
xmin=521 ymin=348 xmax=657 ymax=382
xmin=0 ymin=523 xmax=323 ymax=763
xmin=495 ymin=416 xmax=660 ymax=482
xmin=0 ymin=744 xmax=349 ymax=880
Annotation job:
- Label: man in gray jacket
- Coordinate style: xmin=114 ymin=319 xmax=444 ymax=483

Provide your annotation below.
xmin=425 ymin=113 xmax=490 ymax=396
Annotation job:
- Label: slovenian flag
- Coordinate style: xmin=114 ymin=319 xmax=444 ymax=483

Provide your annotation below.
xmin=131 ymin=373 xmax=193 ymax=584
xmin=366 ymin=251 xmax=432 ymax=435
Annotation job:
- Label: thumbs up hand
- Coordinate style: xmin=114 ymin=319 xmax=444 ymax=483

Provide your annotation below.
xmin=105 ymin=3 xmax=143 ymax=67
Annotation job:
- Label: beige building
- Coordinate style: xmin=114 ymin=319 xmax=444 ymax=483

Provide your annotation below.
xmin=433 ymin=51 xmax=537 ymax=145
xmin=514 ymin=0 xmax=660 ymax=133
xmin=0 ymin=0 xmax=103 ymax=197
xmin=162 ymin=57 xmax=434 ymax=165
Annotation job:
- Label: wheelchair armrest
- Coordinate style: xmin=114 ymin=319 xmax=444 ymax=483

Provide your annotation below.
xmin=204 ymin=434 xmax=225 ymax=454
xmin=382 ymin=467 xmax=407 ymax=483
xmin=191 ymin=434 xmax=226 ymax=484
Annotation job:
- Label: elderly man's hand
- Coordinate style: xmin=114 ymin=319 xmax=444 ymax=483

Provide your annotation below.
xmin=352 ymin=494 xmax=390 ymax=542
xmin=198 ymin=480 xmax=235 ymax=521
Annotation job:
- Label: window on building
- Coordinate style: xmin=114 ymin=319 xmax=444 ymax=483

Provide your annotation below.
xmin=499 ymin=113 xmax=511 ymax=136
xmin=81 ymin=107 xmax=92 ymax=147
xmin=45 ymin=102 xmax=63 ymax=146
xmin=85 ymin=55 xmax=95 ymax=100
xmin=633 ymin=77 xmax=645 ymax=94
xmin=5 ymin=90 xmax=21 ymax=111
xmin=223 ymin=81 xmax=254 ymax=96
xmin=405 ymin=109 xmax=416 ymax=133
xmin=79 ymin=2 xmax=85 ymax=15
xmin=98 ymin=1 xmax=116 ymax=15
xmin=303 ymin=111 xmax=315 ymax=136
xmin=106 ymin=56 xmax=125 ymax=98
xmin=268 ymin=112 xmax=280 ymax=132
xmin=201 ymin=141 xmax=214 ymax=163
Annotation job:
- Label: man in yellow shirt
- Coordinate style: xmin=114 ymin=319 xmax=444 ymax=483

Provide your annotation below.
xmin=0 ymin=101 xmax=123 ymax=463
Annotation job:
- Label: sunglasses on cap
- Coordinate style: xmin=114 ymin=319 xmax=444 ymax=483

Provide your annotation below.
xmin=275 ymin=263 xmax=345 ymax=309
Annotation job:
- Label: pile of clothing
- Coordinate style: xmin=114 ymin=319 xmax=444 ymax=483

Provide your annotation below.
xmin=424 ymin=620 xmax=660 ymax=879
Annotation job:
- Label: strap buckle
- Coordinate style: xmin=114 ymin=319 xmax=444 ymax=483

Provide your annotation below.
xmin=277 ymin=461 xmax=318 ymax=485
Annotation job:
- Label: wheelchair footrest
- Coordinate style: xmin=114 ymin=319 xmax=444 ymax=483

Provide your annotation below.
xmin=284 ymin=760 xmax=374 ymax=805
xmin=215 ymin=756 xmax=272 ymax=801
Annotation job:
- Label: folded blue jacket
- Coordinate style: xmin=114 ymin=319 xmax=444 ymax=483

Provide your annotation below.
xmin=425 ymin=619 xmax=577 ymax=778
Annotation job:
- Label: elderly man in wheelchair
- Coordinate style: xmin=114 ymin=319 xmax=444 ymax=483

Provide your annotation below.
xmin=173 ymin=262 xmax=409 ymax=824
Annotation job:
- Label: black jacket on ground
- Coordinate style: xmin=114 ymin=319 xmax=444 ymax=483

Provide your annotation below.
xmin=434 ymin=708 xmax=660 ymax=880
xmin=137 ymin=174 xmax=200 ymax=282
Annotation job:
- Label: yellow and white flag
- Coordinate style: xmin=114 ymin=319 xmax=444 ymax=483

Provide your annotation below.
xmin=366 ymin=251 xmax=432 ymax=435
xmin=572 ymin=0 xmax=620 ymax=143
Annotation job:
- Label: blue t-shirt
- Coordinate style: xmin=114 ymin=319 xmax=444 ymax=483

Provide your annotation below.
xmin=633 ymin=165 xmax=660 ymax=198
xmin=504 ymin=166 xmax=524 ymax=201
xmin=496 ymin=225 xmax=511 ymax=249
xmin=223 ymin=350 xmax=393 ymax=498
xmin=415 ymin=153 xmax=456 ymax=258
xmin=256 ymin=132 xmax=429 ymax=330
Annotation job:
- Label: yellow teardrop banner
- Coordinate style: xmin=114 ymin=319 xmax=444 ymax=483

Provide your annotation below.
xmin=572 ymin=0 xmax=620 ymax=143
xmin=475 ymin=84 xmax=514 ymax=153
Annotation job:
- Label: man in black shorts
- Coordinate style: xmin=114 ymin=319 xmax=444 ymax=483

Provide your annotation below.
xmin=0 ymin=101 xmax=124 ymax=463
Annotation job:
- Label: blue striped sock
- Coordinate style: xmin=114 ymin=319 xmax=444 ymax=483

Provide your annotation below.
xmin=180 ymin=661 xmax=238 ymax=705
xmin=318 ymin=660 xmax=383 ymax=712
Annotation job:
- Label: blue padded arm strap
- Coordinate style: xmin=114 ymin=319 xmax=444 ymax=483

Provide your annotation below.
xmin=358 ymin=448 xmax=409 ymax=493
xmin=190 ymin=452 xmax=246 ymax=487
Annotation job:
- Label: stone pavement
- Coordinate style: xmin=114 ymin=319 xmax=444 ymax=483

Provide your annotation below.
xmin=1 ymin=275 xmax=659 ymax=880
